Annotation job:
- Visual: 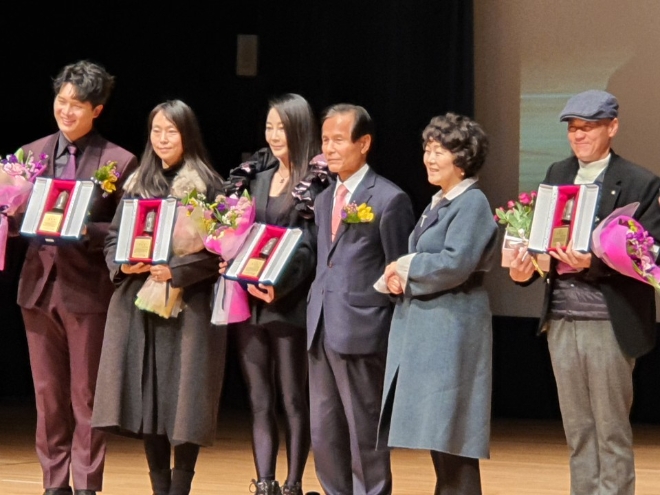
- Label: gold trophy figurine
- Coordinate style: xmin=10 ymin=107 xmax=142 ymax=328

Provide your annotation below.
xmin=131 ymin=210 xmax=156 ymax=259
xmin=550 ymin=197 xmax=574 ymax=248
xmin=38 ymin=190 xmax=70 ymax=233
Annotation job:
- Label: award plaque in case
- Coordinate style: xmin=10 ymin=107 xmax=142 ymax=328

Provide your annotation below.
xmin=20 ymin=178 xmax=96 ymax=243
xmin=528 ymin=183 xmax=600 ymax=253
xmin=114 ymin=198 xmax=178 ymax=264
xmin=224 ymin=223 xmax=303 ymax=285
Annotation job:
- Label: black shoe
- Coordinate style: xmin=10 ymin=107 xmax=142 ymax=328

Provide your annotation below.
xmin=170 ymin=469 xmax=195 ymax=495
xmin=44 ymin=489 xmax=73 ymax=495
xmin=250 ymin=479 xmax=281 ymax=495
xmin=281 ymin=481 xmax=303 ymax=495
xmin=74 ymin=491 xmax=96 ymax=495
xmin=149 ymin=468 xmax=172 ymax=495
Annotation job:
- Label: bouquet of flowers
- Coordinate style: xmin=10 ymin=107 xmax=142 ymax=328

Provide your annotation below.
xmin=342 ymin=202 xmax=375 ymax=224
xmin=591 ymin=202 xmax=660 ymax=293
xmin=0 ymin=148 xmax=47 ymax=270
xmin=494 ymin=190 xmax=548 ymax=274
xmin=185 ymin=189 xmax=256 ymax=324
xmin=91 ymin=161 xmax=121 ymax=197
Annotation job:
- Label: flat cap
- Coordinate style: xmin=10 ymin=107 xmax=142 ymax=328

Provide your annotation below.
xmin=559 ymin=89 xmax=619 ymax=122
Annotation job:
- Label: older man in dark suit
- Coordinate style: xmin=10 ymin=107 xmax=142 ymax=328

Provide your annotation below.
xmin=306 ymin=104 xmax=415 ymax=495
xmin=18 ymin=60 xmax=137 ymax=495
xmin=509 ymin=90 xmax=660 ymax=495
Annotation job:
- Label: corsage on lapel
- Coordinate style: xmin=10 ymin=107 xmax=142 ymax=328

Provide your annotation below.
xmin=342 ymin=202 xmax=375 ymax=224
xmin=92 ymin=160 xmax=121 ymax=197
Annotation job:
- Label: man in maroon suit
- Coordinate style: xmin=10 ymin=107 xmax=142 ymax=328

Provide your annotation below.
xmin=18 ymin=60 xmax=138 ymax=495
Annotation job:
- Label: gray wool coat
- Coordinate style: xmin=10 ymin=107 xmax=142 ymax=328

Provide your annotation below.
xmin=377 ymin=185 xmax=498 ymax=459
xmin=92 ymin=173 xmax=226 ymax=447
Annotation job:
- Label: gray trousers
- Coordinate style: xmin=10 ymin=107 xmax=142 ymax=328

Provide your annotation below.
xmin=547 ymin=318 xmax=635 ymax=495
xmin=308 ymin=327 xmax=392 ymax=495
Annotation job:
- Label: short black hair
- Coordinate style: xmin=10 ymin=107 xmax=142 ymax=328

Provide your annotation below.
xmin=52 ymin=60 xmax=115 ymax=107
xmin=422 ymin=112 xmax=489 ymax=178
xmin=322 ymin=103 xmax=374 ymax=143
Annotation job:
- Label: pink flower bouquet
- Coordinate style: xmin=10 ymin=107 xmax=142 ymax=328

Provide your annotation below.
xmin=185 ymin=189 xmax=256 ymax=324
xmin=494 ymin=190 xmax=549 ymax=274
xmin=0 ymin=148 xmax=47 ymax=270
xmin=591 ymin=202 xmax=660 ymax=292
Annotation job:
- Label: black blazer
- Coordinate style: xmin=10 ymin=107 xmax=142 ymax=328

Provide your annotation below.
xmin=246 ymin=167 xmax=318 ymax=329
xmin=535 ymin=152 xmax=660 ymax=358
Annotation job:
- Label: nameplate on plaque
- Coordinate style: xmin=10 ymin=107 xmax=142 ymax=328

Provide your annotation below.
xmin=131 ymin=237 xmax=153 ymax=259
xmin=549 ymin=225 xmax=569 ymax=248
xmin=38 ymin=212 xmax=65 ymax=233
xmin=240 ymin=258 xmax=267 ymax=278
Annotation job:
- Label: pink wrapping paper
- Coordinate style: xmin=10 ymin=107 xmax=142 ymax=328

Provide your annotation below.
xmin=0 ymin=215 xmax=7 ymax=271
xmin=591 ymin=202 xmax=660 ymax=284
xmin=0 ymin=173 xmax=34 ymax=271
xmin=190 ymin=196 xmax=256 ymax=324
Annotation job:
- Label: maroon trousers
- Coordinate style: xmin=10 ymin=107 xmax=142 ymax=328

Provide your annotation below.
xmin=22 ymin=279 xmax=107 ymax=491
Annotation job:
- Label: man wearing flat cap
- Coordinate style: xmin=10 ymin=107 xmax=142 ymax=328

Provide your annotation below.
xmin=509 ymin=89 xmax=660 ymax=495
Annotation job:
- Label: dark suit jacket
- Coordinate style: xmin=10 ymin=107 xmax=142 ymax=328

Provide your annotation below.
xmin=306 ymin=167 xmax=415 ymax=354
xmin=537 ymin=152 xmax=660 ymax=358
xmin=17 ymin=131 xmax=138 ymax=313
xmin=246 ymin=167 xmax=318 ymax=329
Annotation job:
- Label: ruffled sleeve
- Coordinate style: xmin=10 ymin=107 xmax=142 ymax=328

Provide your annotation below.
xmin=292 ymin=154 xmax=332 ymax=219
xmin=224 ymin=147 xmax=278 ymax=197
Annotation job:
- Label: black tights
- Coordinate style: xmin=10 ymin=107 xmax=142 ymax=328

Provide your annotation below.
xmin=431 ymin=450 xmax=482 ymax=495
xmin=234 ymin=321 xmax=310 ymax=484
xmin=144 ymin=434 xmax=200 ymax=473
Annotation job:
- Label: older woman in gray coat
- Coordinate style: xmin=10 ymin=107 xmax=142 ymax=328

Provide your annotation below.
xmin=377 ymin=113 xmax=497 ymax=495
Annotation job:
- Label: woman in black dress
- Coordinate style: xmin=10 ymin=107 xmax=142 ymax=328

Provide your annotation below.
xmin=227 ymin=93 xmax=323 ymax=495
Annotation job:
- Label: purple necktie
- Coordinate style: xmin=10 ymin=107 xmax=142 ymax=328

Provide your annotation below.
xmin=61 ymin=144 xmax=77 ymax=179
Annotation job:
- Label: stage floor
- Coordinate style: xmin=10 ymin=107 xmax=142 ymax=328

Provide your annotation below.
xmin=2 ymin=400 xmax=660 ymax=494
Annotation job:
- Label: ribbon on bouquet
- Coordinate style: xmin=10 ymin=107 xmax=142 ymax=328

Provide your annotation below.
xmin=0 ymin=205 xmax=9 ymax=271
xmin=211 ymin=277 xmax=251 ymax=325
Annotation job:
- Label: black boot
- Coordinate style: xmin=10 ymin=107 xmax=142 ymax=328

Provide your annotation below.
xmin=170 ymin=469 xmax=194 ymax=495
xmin=281 ymin=481 xmax=302 ymax=495
xmin=149 ymin=468 xmax=171 ymax=495
xmin=250 ymin=479 xmax=281 ymax=495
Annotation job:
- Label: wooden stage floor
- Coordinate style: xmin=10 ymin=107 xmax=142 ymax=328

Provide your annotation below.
xmin=2 ymin=400 xmax=660 ymax=494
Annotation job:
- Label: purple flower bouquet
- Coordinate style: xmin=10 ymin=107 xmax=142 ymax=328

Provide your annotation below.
xmin=591 ymin=202 xmax=660 ymax=292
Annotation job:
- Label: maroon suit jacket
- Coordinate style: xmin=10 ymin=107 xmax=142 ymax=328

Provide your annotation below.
xmin=17 ymin=131 xmax=138 ymax=313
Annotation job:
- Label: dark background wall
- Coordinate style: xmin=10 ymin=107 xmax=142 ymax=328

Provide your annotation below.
xmin=2 ymin=1 xmax=659 ymax=423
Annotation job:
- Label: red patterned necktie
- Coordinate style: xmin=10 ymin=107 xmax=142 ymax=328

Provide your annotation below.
xmin=331 ymin=184 xmax=349 ymax=241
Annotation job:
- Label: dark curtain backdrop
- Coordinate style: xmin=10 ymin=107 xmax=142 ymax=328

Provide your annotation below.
xmin=5 ymin=1 xmax=657 ymax=424
xmin=0 ymin=1 xmax=474 ymax=403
